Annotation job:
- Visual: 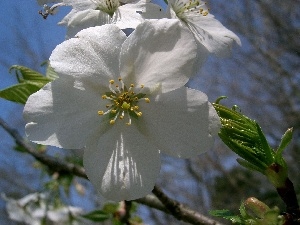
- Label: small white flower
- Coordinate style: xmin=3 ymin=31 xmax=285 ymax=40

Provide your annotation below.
xmin=2 ymin=193 xmax=84 ymax=225
xmin=167 ymin=0 xmax=241 ymax=56
xmin=59 ymin=0 xmax=165 ymax=38
xmin=24 ymin=19 xmax=220 ymax=201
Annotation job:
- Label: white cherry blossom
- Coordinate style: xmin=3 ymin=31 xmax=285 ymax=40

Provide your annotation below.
xmin=24 ymin=19 xmax=220 ymax=201
xmin=2 ymin=193 xmax=84 ymax=225
xmin=167 ymin=0 xmax=241 ymax=56
xmin=59 ymin=0 xmax=165 ymax=38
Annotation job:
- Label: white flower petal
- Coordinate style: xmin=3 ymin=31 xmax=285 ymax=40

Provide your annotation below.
xmin=60 ymin=0 xmax=163 ymax=37
xmin=138 ymin=87 xmax=221 ymax=158
xmin=50 ymin=25 xmax=126 ymax=82
xmin=24 ymin=76 xmax=109 ymax=149
xmin=62 ymin=9 xmax=111 ymax=39
xmin=114 ymin=2 xmax=165 ymax=29
xmin=37 ymin=0 xmax=62 ymax=6
xmin=63 ymin=0 xmax=94 ymax=10
xmin=84 ymin=122 xmax=160 ymax=201
xmin=120 ymin=19 xmax=199 ymax=93
xmin=167 ymin=0 xmax=241 ymax=56
xmin=186 ymin=14 xmax=241 ymax=57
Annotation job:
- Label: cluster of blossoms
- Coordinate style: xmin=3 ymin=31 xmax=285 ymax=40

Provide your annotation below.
xmin=24 ymin=0 xmax=240 ymax=201
xmin=2 ymin=193 xmax=85 ymax=225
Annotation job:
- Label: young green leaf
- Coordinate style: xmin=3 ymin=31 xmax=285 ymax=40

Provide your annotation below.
xmin=82 ymin=210 xmax=110 ymax=222
xmin=0 ymin=65 xmax=56 ymax=104
xmin=0 ymin=83 xmax=42 ymax=104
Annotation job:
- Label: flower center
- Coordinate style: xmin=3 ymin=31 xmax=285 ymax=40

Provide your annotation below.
xmin=171 ymin=0 xmax=209 ymax=19
xmin=91 ymin=0 xmax=120 ymax=17
xmin=98 ymin=78 xmax=150 ymax=125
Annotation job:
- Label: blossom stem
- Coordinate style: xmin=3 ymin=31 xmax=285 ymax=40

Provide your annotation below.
xmin=276 ymin=178 xmax=300 ymax=222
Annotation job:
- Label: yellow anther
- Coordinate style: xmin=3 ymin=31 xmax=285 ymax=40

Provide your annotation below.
xmin=203 ymin=11 xmax=208 ymax=16
xmin=98 ymin=79 xmax=150 ymax=124
xmin=126 ymin=122 xmax=131 ymax=126
xmin=118 ymin=78 xmax=122 ymax=81
xmin=199 ymin=8 xmax=203 ymax=12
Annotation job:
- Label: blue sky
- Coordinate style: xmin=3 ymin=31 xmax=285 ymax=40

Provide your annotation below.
xmin=0 ymin=1 xmax=67 ymax=119
xmin=0 ymin=1 xmax=71 ymax=223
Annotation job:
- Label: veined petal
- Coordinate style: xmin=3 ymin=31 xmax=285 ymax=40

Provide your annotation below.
xmin=167 ymin=0 xmax=241 ymax=56
xmin=120 ymin=19 xmax=198 ymax=93
xmin=50 ymin=25 xmax=126 ymax=82
xmin=84 ymin=122 xmax=160 ymax=201
xmin=138 ymin=86 xmax=221 ymax=158
xmin=114 ymin=2 xmax=165 ymax=29
xmin=24 ymin=76 xmax=110 ymax=149
xmin=186 ymin=14 xmax=241 ymax=57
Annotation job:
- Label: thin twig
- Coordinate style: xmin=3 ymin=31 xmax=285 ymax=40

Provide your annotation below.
xmin=0 ymin=117 xmax=87 ymax=179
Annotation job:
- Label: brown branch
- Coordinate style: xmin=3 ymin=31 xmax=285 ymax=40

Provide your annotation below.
xmin=152 ymin=186 xmax=223 ymax=225
xmin=0 ymin=117 xmax=224 ymax=225
xmin=0 ymin=117 xmax=87 ymax=179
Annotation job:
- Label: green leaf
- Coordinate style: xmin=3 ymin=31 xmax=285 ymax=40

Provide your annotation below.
xmin=275 ymin=128 xmax=293 ymax=166
xmin=0 ymin=83 xmax=42 ymax=104
xmin=10 ymin=65 xmax=52 ymax=84
xmin=102 ymin=202 xmax=120 ymax=214
xmin=210 ymin=209 xmax=243 ymax=224
xmin=237 ymin=158 xmax=265 ymax=174
xmin=213 ymin=101 xmax=275 ymax=174
xmin=0 ymin=65 xmax=55 ymax=104
xmin=82 ymin=210 xmax=110 ymax=222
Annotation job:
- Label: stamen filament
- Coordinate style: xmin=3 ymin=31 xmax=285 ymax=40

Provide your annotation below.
xmin=98 ymin=80 xmax=149 ymax=125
